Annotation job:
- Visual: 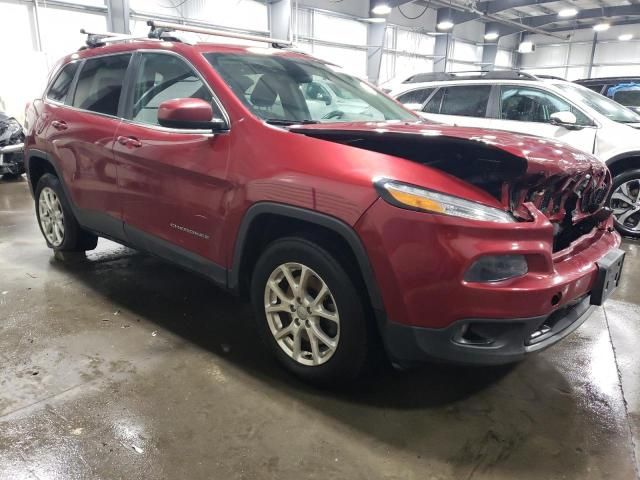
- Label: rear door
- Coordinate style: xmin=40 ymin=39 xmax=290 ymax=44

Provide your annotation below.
xmin=114 ymin=51 xmax=232 ymax=272
xmin=488 ymin=84 xmax=597 ymax=154
xmin=420 ymin=84 xmax=492 ymax=128
xmin=45 ymin=53 xmax=131 ymax=236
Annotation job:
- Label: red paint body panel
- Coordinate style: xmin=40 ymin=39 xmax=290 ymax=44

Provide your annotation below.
xmin=356 ymin=199 xmax=620 ymax=328
xmin=25 ymin=40 xmax=623 ymax=348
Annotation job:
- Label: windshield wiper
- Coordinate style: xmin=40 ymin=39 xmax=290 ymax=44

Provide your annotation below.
xmin=265 ymin=118 xmax=320 ymax=126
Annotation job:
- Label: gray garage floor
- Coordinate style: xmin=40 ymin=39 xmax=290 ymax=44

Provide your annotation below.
xmin=1 ymin=177 xmax=639 ymax=480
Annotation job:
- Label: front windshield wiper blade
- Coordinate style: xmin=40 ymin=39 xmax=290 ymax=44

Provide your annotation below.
xmin=265 ymin=119 xmax=320 ymax=126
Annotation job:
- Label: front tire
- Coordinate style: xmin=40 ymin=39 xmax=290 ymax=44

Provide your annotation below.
xmin=250 ymin=237 xmax=371 ymax=384
xmin=610 ymin=169 xmax=640 ymax=238
xmin=35 ymin=173 xmax=98 ymax=252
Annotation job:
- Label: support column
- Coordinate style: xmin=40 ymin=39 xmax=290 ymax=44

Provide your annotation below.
xmin=433 ymin=9 xmax=451 ymax=72
xmin=367 ymin=21 xmax=386 ymax=84
xmin=106 ymin=0 xmax=130 ymax=34
xmin=481 ymin=22 xmax=500 ymax=71
xmin=587 ymin=32 xmax=597 ymax=78
xmin=269 ymin=0 xmax=292 ymax=41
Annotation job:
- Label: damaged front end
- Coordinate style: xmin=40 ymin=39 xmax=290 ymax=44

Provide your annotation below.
xmin=291 ymin=123 xmax=612 ymax=253
xmin=0 ymin=113 xmax=25 ymax=178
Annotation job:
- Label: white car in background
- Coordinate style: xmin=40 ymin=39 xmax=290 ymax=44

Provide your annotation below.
xmin=391 ymin=71 xmax=640 ymax=238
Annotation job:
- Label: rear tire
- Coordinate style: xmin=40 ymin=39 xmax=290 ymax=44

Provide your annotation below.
xmin=250 ymin=237 xmax=371 ymax=385
xmin=609 ymin=169 xmax=640 ymax=239
xmin=35 ymin=173 xmax=98 ymax=252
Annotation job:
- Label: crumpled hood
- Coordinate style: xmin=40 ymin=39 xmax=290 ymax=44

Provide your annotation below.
xmin=291 ymin=121 xmax=611 ymax=238
xmin=290 ymin=121 xmax=606 ymax=178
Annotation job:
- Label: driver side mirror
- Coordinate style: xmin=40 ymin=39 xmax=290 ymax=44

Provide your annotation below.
xmin=158 ymin=98 xmax=228 ymax=132
xmin=549 ymin=111 xmax=580 ymax=129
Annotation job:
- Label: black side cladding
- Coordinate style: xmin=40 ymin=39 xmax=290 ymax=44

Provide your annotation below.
xmin=290 ymin=129 xmax=527 ymax=201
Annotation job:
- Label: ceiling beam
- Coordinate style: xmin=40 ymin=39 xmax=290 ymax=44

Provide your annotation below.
xmin=523 ymin=4 xmax=640 ymax=28
xmin=545 ymin=18 xmax=640 ymax=32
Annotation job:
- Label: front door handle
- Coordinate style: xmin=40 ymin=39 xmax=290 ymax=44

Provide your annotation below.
xmin=116 ymin=136 xmax=142 ymax=148
xmin=51 ymin=120 xmax=67 ymax=131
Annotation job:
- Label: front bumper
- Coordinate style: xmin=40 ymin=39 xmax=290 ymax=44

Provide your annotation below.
xmin=382 ymin=295 xmax=595 ymax=366
xmin=0 ymin=142 xmax=25 ymax=175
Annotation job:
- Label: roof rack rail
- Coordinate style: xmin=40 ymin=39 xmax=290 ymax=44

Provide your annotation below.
xmin=403 ymin=70 xmax=540 ymax=84
xmin=147 ymin=20 xmax=292 ymax=48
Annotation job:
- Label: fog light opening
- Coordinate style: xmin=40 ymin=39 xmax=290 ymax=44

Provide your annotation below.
xmin=551 ymin=292 xmax=562 ymax=306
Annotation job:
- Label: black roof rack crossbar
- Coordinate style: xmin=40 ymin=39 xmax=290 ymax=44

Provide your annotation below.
xmin=146 ymin=20 xmax=292 ymax=48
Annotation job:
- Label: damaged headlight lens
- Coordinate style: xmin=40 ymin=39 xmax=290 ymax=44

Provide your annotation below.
xmin=464 ymin=255 xmax=528 ymax=282
xmin=0 ymin=118 xmax=22 ymax=141
xmin=375 ymin=179 xmax=516 ymax=223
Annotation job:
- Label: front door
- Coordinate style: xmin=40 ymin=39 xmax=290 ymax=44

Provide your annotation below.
xmin=114 ymin=51 xmax=232 ymax=270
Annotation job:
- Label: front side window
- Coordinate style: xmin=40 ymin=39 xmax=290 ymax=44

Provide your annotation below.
xmin=500 ymin=85 xmax=591 ymax=125
xmin=73 ymin=54 xmax=131 ymax=116
xmin=613 ymin=89 xmax=640 ymax=108
xmin=396 ymin=88 xmax=434 ymax=106
xmin=205 ymin=52 xmax=417 ymax=124
xmin=440 ymin=85 xmax=492 ymax=118
xmin=47 ymin=62 xmax=79 ymax=104
xmin=131 ymin=53 xmax=219 ymax=126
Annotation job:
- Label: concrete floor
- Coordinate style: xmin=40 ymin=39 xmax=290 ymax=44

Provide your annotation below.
xmin=1 ymin=177 xmax=639 ymax=480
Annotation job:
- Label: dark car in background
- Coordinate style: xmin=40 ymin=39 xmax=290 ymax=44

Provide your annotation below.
xmin=0 ymin=112 xmax=25 ymax=179
xmin=575 ymin=77 xmax=640 ymax=114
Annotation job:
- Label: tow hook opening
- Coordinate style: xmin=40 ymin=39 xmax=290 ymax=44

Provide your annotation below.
xmin=452 ymin=322 xmax=513 ymax=347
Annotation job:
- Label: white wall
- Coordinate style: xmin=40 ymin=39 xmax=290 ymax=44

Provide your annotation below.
xmin=520 ymin=25 xmax=640 ymax=80
xmin=0 ymin=0 xmax=108 ymax=122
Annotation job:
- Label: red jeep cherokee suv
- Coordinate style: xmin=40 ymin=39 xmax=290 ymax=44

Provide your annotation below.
xmin=24 ymin=23 xmax=625 ymax=383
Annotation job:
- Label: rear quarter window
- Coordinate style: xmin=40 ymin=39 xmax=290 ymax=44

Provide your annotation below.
xmin=47 ymin=62 xmax=80 ymax=104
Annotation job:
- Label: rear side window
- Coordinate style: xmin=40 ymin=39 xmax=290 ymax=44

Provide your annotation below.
xmin=73 ymin=54 xmax=131 ymax=116
xmin=396 ymin=88 xmax=434 ymax=105
xmin=440 ymin=85 xmax=492 ymax=117
xmin=47 ymin=62 xmax=79 ymax=104
xmin=423 ymin=88 xmax=444 ymax=113
xmin=130 ymin=52 xmax=219 ymax=126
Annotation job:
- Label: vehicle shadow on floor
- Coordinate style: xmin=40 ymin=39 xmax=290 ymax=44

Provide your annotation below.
xmin=50 ymin=244 xmax=516 ymax=407
xmin=48 ymin=243 xmax=595 ymax=478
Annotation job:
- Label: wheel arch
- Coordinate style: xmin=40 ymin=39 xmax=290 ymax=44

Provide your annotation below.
xmin=229 ymin=203 xmax=385 ymax=320
xmin=25 ymin=149 xmax=60 ymax=195
xmin=605 ymin=152 xmax=640 ymax=178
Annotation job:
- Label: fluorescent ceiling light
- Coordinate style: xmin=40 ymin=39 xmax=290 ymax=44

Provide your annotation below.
xmin=558 ymin=8 xmax=578 ymax=17
xmin=366 ymin=17 xmax=387 ymax=23
xmin=593 ymin=22 xmax=610 ymax=32
xmin=518 ymin=41 xmax=534 ymax=53
xmin=372 ymin=4 xmax=392 ymax=15
xmin=437 ymin=20 xmax=454 ymax=30
xmin=618 ymin=33 xmax=633 ymax=41
xmin=484 ymin=32 xmax=499 ymax=40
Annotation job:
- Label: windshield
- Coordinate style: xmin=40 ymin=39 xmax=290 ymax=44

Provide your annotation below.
xmin=554 ymin=82 xmax=640 ymax=124
xmin=204 ymin=52 xmax=417 ymax=124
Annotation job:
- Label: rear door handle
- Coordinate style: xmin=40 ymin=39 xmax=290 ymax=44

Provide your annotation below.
xmin=116 ymin=136 xmax=142 ymax=148
xmin=51 ymin=120 xmax=67 ymax=131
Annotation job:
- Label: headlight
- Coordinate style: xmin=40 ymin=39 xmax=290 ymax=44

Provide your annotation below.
xmin=375 ymin=179 xmax=516 ymax=223
xmin=464 ymin=255 xmax=528 ymax=282
xmin=5 ymin=118 xmax=21 ymax=135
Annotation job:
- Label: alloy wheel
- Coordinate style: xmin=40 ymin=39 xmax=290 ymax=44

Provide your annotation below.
xmin=264 ymin=262 xmax=340 ymax=366
xmin=38 ymin=187 xmax=65 ymax=247
xmin=610 ymin=179 xmax=640 ymax=233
